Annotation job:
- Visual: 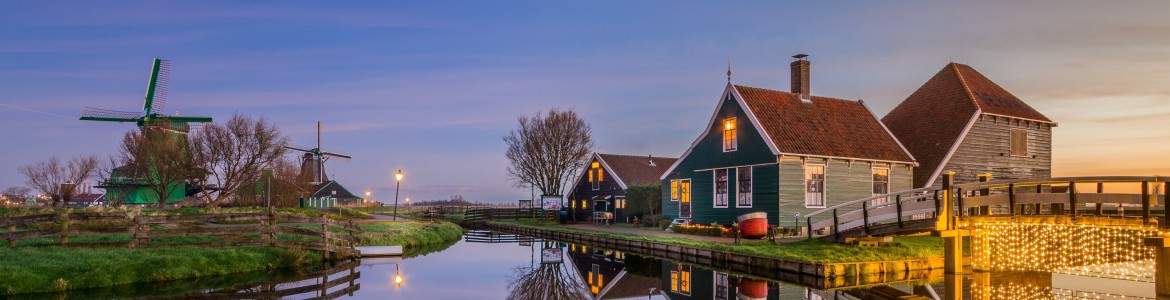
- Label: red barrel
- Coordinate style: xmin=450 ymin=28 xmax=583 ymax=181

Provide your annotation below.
xmin=737 ymin=212 xmax=768 ymax=239
xmin=737 ymin=278 xmax=768 ymax=299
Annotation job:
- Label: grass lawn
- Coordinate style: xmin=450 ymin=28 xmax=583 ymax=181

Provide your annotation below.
xmin=493 ymin=219 xmax=943 ymax=263
xmin=357 ymin=220 xmax=463 ymax=249
xmin=0 ymin=246 xmax=320 ymax=295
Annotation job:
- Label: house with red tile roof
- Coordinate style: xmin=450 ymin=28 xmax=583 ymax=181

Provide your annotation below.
xmin=882 ymin=63 xmax=1055 ymax=188
xmin=568 ymin=153 xmax=678 ymax=223
xmin=660 ymin=55 xmax=916 ymax=228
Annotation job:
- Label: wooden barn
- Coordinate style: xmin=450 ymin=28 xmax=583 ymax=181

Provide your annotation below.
xmin=882 ymin=63 xmax=1055 ymax=188
xmin=660 ymin=55 xmax=916 ymax=228
xmin=567 ymin=153 xmax=677 ymax=224
xmin=302 ymin=180 xmax=363 ymax=208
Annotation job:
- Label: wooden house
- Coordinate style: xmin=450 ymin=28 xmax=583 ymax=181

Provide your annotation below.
xmin=302 ymin=180 xmax=362 ymax=208
xmin=660 ymin=56 xmax=916 ymax=227
xmin=567 ymin=244 xmax=660 ymax=299
xmin=882 ymin=63 xmax=1055 ymax=188
xmin=568 ymin=153 xmax=678 ymax=223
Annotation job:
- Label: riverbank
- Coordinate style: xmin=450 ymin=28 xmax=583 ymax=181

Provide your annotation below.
xmin=485 ymin=220 xmax=946 ymax=279
xmin=357 ymin=220 xmax=463 ymax=255
xmin=0 ymin=246 xmax=321 ymax=295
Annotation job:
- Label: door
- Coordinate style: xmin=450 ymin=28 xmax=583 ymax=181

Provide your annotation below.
xmin=679 ymin=179 xmax=692 ymax=218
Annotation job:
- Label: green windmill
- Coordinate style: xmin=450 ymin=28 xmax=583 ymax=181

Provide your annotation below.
xmin=82 ymin=58 xmax=213 ymax=205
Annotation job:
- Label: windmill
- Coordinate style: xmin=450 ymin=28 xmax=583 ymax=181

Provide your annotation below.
xmin=286 ymin=122 xmax=351 ymax=185
xmin=80 ymin=58 xmax=212 ymax=130
xmin=81 ymin=58 xmax=213 ymax=205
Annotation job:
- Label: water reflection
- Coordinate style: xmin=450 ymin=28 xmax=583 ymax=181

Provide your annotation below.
xmin=13 ymin=230 xmax=1159 ymax=299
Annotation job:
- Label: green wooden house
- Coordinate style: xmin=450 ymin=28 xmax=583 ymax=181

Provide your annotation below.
xmin=660 ymin=56 xmax=916 ymax=228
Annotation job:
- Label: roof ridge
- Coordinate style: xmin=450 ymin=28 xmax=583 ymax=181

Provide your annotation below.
xmin=597 ymin=153 xmax=678 ymax=159
xmin=950 ymin=63 xmax=983 ymax=111
xmin=733 ymin=84 xmax=861 ymax=104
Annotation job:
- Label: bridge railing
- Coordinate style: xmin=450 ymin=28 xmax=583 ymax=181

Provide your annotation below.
xmin=805 ymin=186 xmax=943 ymax=238
xmin=953 ymin=176 xmax=1166 ymax=226
xmin=807 ymin=176 xmax=1169 ymax=240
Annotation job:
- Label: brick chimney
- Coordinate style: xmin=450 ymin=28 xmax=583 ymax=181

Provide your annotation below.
xmin=790 ymin=54 xmax=810 ymax=99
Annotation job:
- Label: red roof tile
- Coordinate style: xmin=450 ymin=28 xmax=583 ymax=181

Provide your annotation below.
xmin=597 ymin=153 xmax=678 ymax=187
xmin=882 ymin=63 xmax=1052 ymax=187
xmin=733 ymin=85 xmax=914 ymax=163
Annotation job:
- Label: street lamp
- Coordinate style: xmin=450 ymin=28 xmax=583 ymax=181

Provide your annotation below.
xmin=393 ymin=169 xmax=404 ymax=221
xmin=405 ymin=197 xmax=410 ymax=207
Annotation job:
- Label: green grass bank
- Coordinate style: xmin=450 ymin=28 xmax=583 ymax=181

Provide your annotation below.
xmin=0 ymin=246 xmax=320 ymax=295
xmin=357 ymin=220 xmax=463 ymax=249
xmin=492 ymin=220 xmax=944 ymax=263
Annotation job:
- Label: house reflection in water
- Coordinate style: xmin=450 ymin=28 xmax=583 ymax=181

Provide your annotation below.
xmin=567 ymin=244 xmax=664 ymax=299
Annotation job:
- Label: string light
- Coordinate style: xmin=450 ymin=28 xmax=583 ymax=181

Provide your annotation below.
xmin=971 ymin=281 xmax=1156 ymax=300
xmin=968 ymin=217 xmax=1165 ymax=282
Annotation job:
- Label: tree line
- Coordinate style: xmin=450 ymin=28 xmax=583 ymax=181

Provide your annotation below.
xmin=10 ymin=114 xmax=311 ymax=207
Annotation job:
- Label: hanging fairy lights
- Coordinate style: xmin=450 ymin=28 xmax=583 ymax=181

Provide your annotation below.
xmin=968 ymin=218 xmax=1166 ymax=278
xmin=972 ymin=281 xmax=1157 ymax=300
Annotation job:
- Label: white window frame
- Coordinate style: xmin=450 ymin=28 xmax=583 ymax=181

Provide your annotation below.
xmin=714 ymin=169 xmax=729 ymax=208
xmin=723 ymin=118 xmax=737 ymax=152
xmin=737 ymin=166 xmax=752 ymax=208
xmin=1009 ymin=128 xmax=1029 ymax=157
xmin=714 ymin=272 xmax=729 ymax=300
xmin=805 ymin=164 xmax=826 ymax=208
xmin=871 ymin=167 xmax=891 ymax=205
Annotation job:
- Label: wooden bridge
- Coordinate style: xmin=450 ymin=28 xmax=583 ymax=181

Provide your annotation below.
xmin=462 ymin=208 xmax=556 ymax=225
xmin=806 ymin=175 xmax=1168 ymax=242
xmin=806 ymin=173 xmax=1170 ymax=297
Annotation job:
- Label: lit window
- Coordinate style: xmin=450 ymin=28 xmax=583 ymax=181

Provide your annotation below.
xmin=670 ymin=180 xmax=679 ymax=201
xmin=680 ymin=266 xmax=691 ymax=294
xmin=1010 ymin=128 xmax=1028 ymax=156
xmin=670 ymin=271 xmax=679 ymax=293
xmin=715 ymin=169 xmax=729 ymax=207
xmin=591 ymin=162 xmax=601 ymax=190
xmin=805 ymin=165 xmax=825 ymax=207
xmin=723 ymin=118 xmax=737 ymax=151
xmin=737 ymin=166 xmax=752 ymax=207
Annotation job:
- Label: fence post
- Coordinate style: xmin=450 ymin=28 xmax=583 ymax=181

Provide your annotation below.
xmin=977 ymin=174 xmax=991 ymax=215
xmin=1143 ymin=181 xmax=1152 ymax=225
xmin=59 ymin=210 xmax=70 ymax=246
xmin=832 ymin=209 xmax=839 ymax=238
xmin=321 ymin=215 xmax=330 ymax=261
xmin=1069 ymin=181 xmax=1078 ymax=219
xmin=956 ymin=188 xmax=964 ymax=217
xmin=1095 ymin=183 xmax=1104 ymax=216
xmin=933 ymin=190 xmax=941 ymax=219
xmin=6 ymin=218 xmax=14 ymax=248
xmin=131 ymin=208 xmax=148 ymax=248
xmin=896 ymin=195 xmax=904 ymax=228
xmin=1006 ymin=183 xmax=1016 ymax=215
xmin=806 ymin=217 xmax=812 ymax=240
xmin=862 ymin=201 xmax=870 ymax=235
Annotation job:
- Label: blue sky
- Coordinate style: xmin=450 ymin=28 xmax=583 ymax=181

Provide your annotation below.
xmin=2 ymin=1 xmax=1169 ymax=203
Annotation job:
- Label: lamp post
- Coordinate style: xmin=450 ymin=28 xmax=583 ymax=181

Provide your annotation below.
xmin=394 ymin=264 xmax=405 ymax=287
xmin=365 ymin=191 xmax=371 ymax=206
xmin=393 ymin=170 xmax=404 ymax=221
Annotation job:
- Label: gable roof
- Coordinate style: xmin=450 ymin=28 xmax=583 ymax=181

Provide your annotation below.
xmin=882 ymin=63 xmax=1054 ymax=188
xmin=662 ymin=83 xmax=915 ymax=179
xmin=310 ymin=180 xmax=359 ymax=199
xmin=734 ymin=85 xmax=915 ymax=163
xmin=597 ymin=153 xmax=677 ymax=189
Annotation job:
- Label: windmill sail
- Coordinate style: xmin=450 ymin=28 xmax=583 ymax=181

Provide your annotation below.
xmin=80 ymin=107 xmax=143 ymax=121
xmin=144 ymin=59 xmax=170 ymax=116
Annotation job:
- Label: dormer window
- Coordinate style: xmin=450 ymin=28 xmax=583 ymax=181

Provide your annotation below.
xmin=723 ymin=118 xmax=737 ymax=152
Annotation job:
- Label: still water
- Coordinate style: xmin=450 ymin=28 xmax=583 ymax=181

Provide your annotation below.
xmin=17 ymin=230 xmax=1159 ymax=299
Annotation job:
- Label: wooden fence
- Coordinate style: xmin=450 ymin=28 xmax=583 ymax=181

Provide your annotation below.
xmin=160 ymin=260 xmax=362 ymax=300
xmin=463 ymin=208 xmax=556 ymax=224
xmin=0 ymin=209 xmax=360 ymax=258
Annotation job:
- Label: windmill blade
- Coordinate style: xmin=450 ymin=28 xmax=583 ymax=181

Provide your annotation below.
xmin=80 ymin=107 xmax=143 ymax=122
xmin=146 ymin=59 xmax=171 ymax=115
xmin=321 ymin=151 xmax=352 ymax=159
xmin=284 ymin=146 xmax=313 ymax=153
xmin=161 ymin=116 xmax=212 ymax=123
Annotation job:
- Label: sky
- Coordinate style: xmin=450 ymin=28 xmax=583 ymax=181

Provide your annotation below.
xmin=2 ymin=1 xmax=1169 ymax=203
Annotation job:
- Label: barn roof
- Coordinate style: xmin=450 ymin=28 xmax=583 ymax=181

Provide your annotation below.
xmin=596 ymin=153 xmax=677 ymax=188
xmin=882 ymin=63 xmax=1054 ymax=187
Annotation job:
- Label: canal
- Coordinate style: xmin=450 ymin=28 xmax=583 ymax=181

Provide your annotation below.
xmin=17 ymin=230 xmax=1159 ymax=299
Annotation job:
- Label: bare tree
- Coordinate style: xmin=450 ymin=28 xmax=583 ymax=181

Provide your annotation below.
xmin=190 ymin=114 xmax=289 ymax=206
xmin=17 ymin=155 xmax=99 ymax=207
xmin=233 ymin=157 xmax=310 ymax=207
xmin=507 ymin=262 xmax=589 ymax=300
xmin=504 ymin=108 xmax=594 ymax=202
xmin=113 ymin=123 xmax=201 ymax=207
